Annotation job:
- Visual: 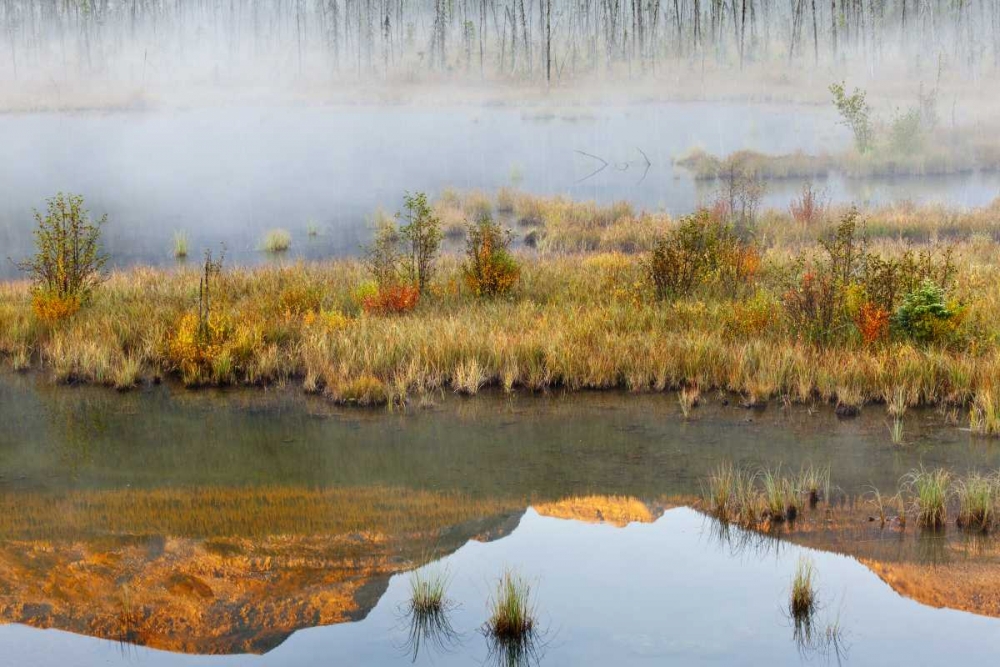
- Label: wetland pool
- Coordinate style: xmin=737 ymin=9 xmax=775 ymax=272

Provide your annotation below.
xmin=1 ymin=373 xmax=1000 ymax=665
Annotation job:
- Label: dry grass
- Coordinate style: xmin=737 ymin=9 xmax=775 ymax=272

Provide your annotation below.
xmin=0 ymin=486 xmax=520 ymax=540
xmin=3 ymin=195 xmax=1000 ymax=427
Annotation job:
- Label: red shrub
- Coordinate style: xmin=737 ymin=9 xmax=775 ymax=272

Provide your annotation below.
xmin=855 ymin=301 xmax=890 ymax=345
xmin=362 ymin=284 xmax=420 ymax=315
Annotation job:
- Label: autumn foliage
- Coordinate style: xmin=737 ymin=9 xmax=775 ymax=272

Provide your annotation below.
xmin=362 ymin=284 xmax=420 ymax=315
xmin=463 ymin=216 xmax=520 ymax=297
xmin=855 ymin=301 xmax=890 ymax=345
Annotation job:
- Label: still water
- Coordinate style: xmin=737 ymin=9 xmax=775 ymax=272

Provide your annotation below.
xmin=2 ymin=372 xmax=1000 ymax=665
xmin=2 ymin=104 xmax=998 ymax=278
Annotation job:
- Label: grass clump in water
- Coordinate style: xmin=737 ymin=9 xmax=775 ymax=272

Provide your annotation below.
xmin=403 ymin=566 xmax=458 ymax=661
xmin=955 ymin=473 xmax=997 ymax=532
xmin=902 ymin=468 xmax=951 ymax=529
xmin=173 ymin=231 xmax=189 ymax=259
xmin=485 ymin=569 xmax=536 ymax=642
xmin=260 ymin=228 xmax=292 ymax=253
xmin=408 ymin=567 xmax=450 ymax=614
xmin=705 ymin=463 xmax=814 ymax=528
xmin=790 ymin=556 xmax=817 ymax=619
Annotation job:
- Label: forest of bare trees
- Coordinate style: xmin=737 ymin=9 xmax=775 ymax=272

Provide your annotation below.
xmin=2 ymin=0 xmax=999 ymax=88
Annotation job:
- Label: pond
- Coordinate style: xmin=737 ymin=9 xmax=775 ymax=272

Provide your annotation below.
xmin=2 ymin=372 xmax=1000 ymax=665
xmin=2 ymin=103 xmax=999 ymax=278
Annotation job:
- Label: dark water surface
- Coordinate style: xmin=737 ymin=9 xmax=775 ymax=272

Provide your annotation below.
xmin=2 ymin=372 xmax=1000 ymax=665
xmin=2 ymin=103 xmax=999 ymax=278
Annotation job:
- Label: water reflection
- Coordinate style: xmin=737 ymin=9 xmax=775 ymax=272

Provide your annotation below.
xmin=400 ymin=602 xmax=461 ymax=662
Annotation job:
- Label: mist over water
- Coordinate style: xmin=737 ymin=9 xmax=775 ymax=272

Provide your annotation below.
xmin=3 ymin=102 xmax=999 ymax=277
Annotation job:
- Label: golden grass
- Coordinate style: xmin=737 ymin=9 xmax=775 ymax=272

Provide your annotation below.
xmin=3 ymin=195 xmax=1000 ymax=425
xmin=533 ymin=495 xmax=654 ymax=526
xmin=0 ymin=486 xmax=521 ymax=540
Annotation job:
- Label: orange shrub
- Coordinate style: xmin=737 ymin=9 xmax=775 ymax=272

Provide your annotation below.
xmin=31 ymin=291 xmax=80 ymax=323
xmin=362 ymin=284 xmax=420 ymax=315
xmin=855 ymin=301 xmax=890 ymax=345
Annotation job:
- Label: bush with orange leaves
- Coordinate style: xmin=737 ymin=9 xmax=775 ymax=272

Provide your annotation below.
xmin=362 ymin=283 xmax=420 ymax=315
xmin=462 ymin=215 xmax=520 ymax=298
xmin=31 ymin=291 xmax=80 ymax=323
xmin=854 ymin=301 xmax=890 ymax=345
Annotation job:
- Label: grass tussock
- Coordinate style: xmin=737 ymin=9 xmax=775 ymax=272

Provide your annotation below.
xmin=173 ymin=231 xmax=189 ymax=259
xmin=260 ymin=229 xmax=292 ymax=253
xmin=902 ymin=468 xmax=951 ymax=529
xmin=485 ymin=569 xmax=536 ymax=641
xmin=704 ymin=464 xmax=818 ymax=528
xmin=408 ymin=567 xmax=451 ymax=614
xmin=790 ymin=556 xmax=817 ymax=619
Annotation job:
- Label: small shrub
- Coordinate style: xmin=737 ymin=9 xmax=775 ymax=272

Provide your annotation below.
xmin=955 ymin=474 xmax=996 ymax=531
xmin=891 ymin=279 xmax=961 ymax=345
xmin=463 ymin=215 xmax=520 ymax=297
xmin=830 ymin=81 xmax=873 ymax=153
xmin=362 ymin=284 xmax=420 ymax=315
xmin=18 ymin=193 xmax=107 ymax=304
xmin=645 ymin=210 xmax=755 ymax=300
xmin=888 ymin=107 xmax=924 ymax=156
xmin=31 ymin=291 xmax=80 ymax=323
xmin=854 ymin=301 xmax=890 ymax=346
xmin=725 ymin=290 xmax=779 ymax=339
xmin=409 ymin=568 xmax=451 ymax=614
xmin=398 ymin=191 xmax=442 ymax=292
xmin=789 ymin=182 xmax=827 ymax=226
xmin=364 ymin=214 xmax=402 ymax=287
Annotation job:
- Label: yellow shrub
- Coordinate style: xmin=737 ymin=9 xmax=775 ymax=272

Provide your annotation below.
xmin=31 ymin=291 xmax=80 ymax=323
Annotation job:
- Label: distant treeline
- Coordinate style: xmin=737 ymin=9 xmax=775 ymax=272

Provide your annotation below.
xmin=1 ymin=0 xmax=998 ymax=86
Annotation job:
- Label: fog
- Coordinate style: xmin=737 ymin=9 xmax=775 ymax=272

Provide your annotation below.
xmin=2 ymin=0 xmax=999 ymax=99
xmin=2 ymin=0 xmax=1000 ymax=276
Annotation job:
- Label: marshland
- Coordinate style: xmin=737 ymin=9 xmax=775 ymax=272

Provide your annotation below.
xmin=5 ymin=0 xmax=1000 ymax=663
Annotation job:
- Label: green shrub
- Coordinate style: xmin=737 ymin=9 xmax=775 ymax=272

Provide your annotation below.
xmin=830 ymin=81 xmax=874 ymax=153
xmin=887 ymin=108 xmax=924 ymax=156
xmin=398 ymin=191 xmax=442 ymax=292
xmin=892 ymin=279 xmax=962 ymax=345
xmin=17 ymin=193 xmax=107 ymax=304
xmin=463 ymin=215 xmax=520 ymax=297
xmin=364 ymin=217 xmax=402 ymax=288
xmin=645 ymin=210 xmax=756 ymax=300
